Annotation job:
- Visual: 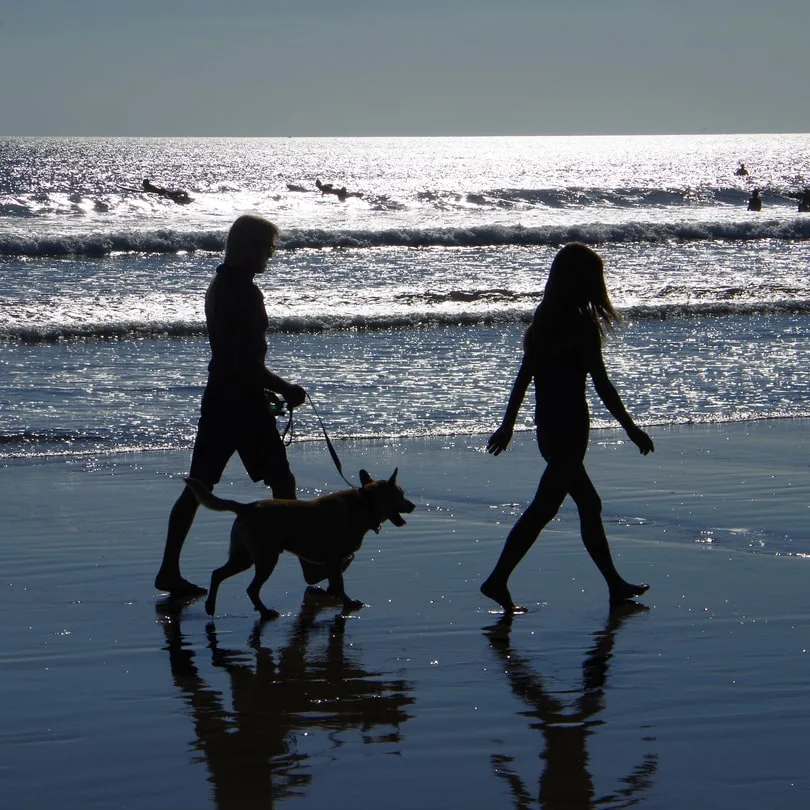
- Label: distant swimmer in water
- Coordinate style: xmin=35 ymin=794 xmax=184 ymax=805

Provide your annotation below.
xmin=142 ymin=178 xmax=193 ymax=205
xmin=734 ymin=162 xmax=749 ymax=177
xmin=315 ymin=178 xmax=363 ymax=202
xmin=797 ymin=189 xmax=810 ymax=213
xmin=747 ymin=189 xmax=762 ymax=211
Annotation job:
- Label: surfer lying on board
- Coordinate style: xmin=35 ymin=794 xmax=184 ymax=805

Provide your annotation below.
xmin=315 ymin=178 xmax=362 ymax=202
xmin=142 ymin=178 xmax=193 ymax=205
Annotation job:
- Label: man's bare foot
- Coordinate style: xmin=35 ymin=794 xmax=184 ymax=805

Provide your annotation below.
xmin=609 ymin=580 xmax=649 ymax=604
xmin=481 ymin=579 xmax=528 ymax=614
xmin=155 ymin=574 xmax=208 ymax=598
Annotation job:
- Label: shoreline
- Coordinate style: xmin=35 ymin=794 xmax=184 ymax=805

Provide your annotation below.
xmin=4 ymin=416 xmax=807 ymax=558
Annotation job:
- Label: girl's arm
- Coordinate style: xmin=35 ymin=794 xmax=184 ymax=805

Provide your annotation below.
xmin=588 ymin=345 xmax=655 ymax=455
xmin=486 ymin=353 xmax=533 ymax=455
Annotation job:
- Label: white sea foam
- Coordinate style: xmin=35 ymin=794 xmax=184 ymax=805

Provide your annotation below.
xmin=3 ymin=218 xmax=810 ymax=258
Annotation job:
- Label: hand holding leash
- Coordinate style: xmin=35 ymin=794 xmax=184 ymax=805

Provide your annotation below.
xmin=284 ymin=384 xmax=306 ymax=410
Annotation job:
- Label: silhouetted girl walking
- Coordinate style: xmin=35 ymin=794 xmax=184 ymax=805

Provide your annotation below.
xmin=482 ymin=243 xmax=654 ymax=613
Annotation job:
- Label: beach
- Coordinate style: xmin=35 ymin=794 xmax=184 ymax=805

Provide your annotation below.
xmin=3 ymin=132 xmax=810 ymax=808
xmin=2 ymin=419 xmax=809 ymax=809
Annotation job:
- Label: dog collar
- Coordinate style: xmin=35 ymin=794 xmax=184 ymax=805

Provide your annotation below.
xmin=359 ymin=488 xmax=381 ymax=534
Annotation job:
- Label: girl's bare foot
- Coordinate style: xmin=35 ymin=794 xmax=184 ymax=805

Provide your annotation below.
xmin=609 ymin=580 xmax=649 ymax=604
xmin=481 ymin=579 xmax=528 ymax=614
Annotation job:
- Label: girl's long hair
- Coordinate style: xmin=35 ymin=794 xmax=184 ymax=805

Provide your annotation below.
xmin=534 ymin=243 xmax=619 ymax=336
xmin=524 ymin=243 xmax=619 ymax=357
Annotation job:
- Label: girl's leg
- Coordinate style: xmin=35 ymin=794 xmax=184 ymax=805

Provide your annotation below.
xmin=568 ymin=466 xmax=648 ymax=603
xmin=481 ymin=460 xmax=573 ymax=612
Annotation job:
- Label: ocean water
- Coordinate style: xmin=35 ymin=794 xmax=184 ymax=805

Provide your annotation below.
xmin=2 ymin=133 xmax=810 ymax=461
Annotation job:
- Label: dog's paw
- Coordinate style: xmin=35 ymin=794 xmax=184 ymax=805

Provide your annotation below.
xmin=342 ymin=598 xmax=365 ymax=612
xmin=258 ymin=608 xmax=280 ymax=621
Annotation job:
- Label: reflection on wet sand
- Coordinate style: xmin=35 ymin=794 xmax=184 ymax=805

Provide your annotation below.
xmin=156 ymin=588 xmax=414 ymax=809
xmin=484 ymin=604 xmax=658 ymax=809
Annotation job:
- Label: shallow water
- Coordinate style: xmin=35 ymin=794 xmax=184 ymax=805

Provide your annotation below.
xmin=4 ymin=312 xmax=810 ymax=461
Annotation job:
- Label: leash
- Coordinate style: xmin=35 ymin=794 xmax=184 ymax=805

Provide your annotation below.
xmin=279 ymin=393 xmax=356 ymax=489
xmin=279 ymin=395 xmax=383 ymax=532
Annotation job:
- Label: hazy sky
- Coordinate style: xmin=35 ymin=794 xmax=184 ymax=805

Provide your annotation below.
xmin=2 ymin=0 xmax=808 ymax=136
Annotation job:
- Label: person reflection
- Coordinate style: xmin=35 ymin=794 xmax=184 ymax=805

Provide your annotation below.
xmin=156 ymin=589 xmax=414 ymax=809
xmin=483 ymin=605 xmax=658 ymax=810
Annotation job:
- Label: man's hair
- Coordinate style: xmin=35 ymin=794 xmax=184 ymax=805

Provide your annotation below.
xmin=224 ymin=214 xmax=280 ymax=267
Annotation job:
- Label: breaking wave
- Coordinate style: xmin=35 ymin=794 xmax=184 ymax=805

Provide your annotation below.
xmin=4 ymin=298 xmax=810 ymax=344
xmin=2 ymin=218 xmax=810 ymax=258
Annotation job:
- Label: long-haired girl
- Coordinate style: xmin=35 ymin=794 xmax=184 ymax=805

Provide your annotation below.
xmin=482 ymin=243 xmax=654 ymax=613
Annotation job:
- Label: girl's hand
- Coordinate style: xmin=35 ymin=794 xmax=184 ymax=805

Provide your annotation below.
xmin=487 ymin=424 xmax=514 ymax=455
xmin=627 ymin=425 xmax=654 ymax=455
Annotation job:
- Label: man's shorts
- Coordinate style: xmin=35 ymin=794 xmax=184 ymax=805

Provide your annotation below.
xmin=188 ymin=388 xmax=294 ymax=492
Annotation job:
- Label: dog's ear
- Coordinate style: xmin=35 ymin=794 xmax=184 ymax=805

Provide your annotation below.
xmin=359 ymin=469 xmax=372 ymax=487
xmin=388 ymin=467 xmax=398 ymax=484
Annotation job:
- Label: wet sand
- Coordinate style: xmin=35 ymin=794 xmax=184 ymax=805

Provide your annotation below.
xmin=2 ymin=420 xmax=810 ymax=809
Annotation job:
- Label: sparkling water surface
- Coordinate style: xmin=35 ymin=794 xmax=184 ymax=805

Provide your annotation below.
xmin=1 ymin=134 xmax=809 ymax=459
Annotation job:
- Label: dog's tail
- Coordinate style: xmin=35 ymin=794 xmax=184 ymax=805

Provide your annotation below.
xmin=184 ymin=478 xmax=251 ymax=516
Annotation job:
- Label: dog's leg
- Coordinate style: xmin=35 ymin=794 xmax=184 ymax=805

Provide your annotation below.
xmin=246 ymin=549 xmax=281 ymax=621
xmin=325 ymin=559 xmax=364 ymax=612
xmin=299 ymin=559 xmax=330 ymax=586
xmin=205 ymin=546 xmax=252 ymax=617
xmin=299 ymin=554 xmax=356 ymax=586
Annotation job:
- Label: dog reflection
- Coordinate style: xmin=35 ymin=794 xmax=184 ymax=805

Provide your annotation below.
xmin=484 ymin=605 xmax=658 ymax=810
xmin=156 ymin=590 xmax=414 ymax=808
